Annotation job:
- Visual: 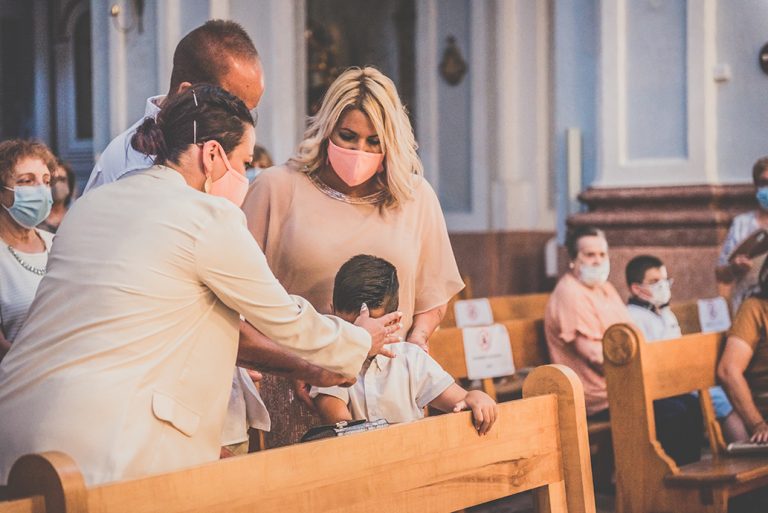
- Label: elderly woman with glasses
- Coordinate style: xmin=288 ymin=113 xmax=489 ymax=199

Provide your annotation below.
xmin=0 ymin=140 xmax=56 ymax=361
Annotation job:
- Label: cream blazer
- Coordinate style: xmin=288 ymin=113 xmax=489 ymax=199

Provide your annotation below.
xmin=0 ymin=167 xmax=370 ymax=486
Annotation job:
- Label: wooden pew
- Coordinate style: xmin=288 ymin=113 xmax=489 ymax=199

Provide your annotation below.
xmin=430 ymin=319 xmax=609 ymax=432
xmin=668 ymin=300 xmax=702 ymax=335
xmin=441 ymin=293 xmax=551 ymax=329
xmin=430 ymin=319 xmax=548 ymax=401
xmin=429 ymin=321 xmax=612 ymax=489
xmin=0 ymin=365 xmax=595 ymax=513
xmin=603 ymin=323 xmax=768 ymax=513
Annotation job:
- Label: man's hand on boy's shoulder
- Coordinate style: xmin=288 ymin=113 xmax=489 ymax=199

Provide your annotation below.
xmin=453 ymin=390 xmax=498 ymax=436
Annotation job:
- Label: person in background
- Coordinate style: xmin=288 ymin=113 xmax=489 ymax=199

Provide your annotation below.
xmin=626 ymin=254 xmax=748 ymax=442
xmin=246 ymin=144 xmax=273 ymax=182
xmin=718 ymin=257 xmax=768 ymax=443
xmin=545 ymin=226 xmax=701 ymax=465
xmin=39 ymin=158 xmax=76 ymax=233
xmin=83 ymin=19 xmax=264 ymax=194
xmin=311 ymin=255 xmax=497 ymax=435
xmin=0 ymin=140 xmax=56 ymax=360
xmin=715 ymin=157 xmax=768 ymax=312
xmin=242 ymin=67 xmax=463 ymax=444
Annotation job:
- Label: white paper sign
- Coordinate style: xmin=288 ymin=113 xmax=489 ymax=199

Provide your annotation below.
xmin=462 ymin=324 xmax=516 ymax=380
xmin=697 ymin=297 xmax=731 ymax=333
xmin=454 ymin=298 xmax=494 ymax=328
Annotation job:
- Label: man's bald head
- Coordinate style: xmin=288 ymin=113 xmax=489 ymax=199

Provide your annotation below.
xmin=168 ymin=20 xmax=264 ymax=109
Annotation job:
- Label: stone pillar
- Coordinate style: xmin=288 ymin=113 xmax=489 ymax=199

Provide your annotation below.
xmin=567 ymin=184 xmax=754 ymax=302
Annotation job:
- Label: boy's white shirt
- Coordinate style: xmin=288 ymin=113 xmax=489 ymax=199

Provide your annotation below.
xmin=627 ymin=303 xmax=682 ymax=341
xmin=310 ymin=342 xmax=455 ymax=423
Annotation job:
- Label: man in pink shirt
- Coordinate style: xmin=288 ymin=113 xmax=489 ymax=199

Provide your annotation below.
xmin=545 ymin=226 xmax=702 ymax=466
xmin=545 ymin=226 xmax=629 ymax=416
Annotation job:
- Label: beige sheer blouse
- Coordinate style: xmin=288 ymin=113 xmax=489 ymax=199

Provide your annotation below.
xmin=242 ymin=165 xmax=464 ymax=334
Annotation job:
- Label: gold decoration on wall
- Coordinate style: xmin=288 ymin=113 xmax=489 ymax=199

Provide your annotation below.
xmin=439 ymin=36 xmax=467 ymax=86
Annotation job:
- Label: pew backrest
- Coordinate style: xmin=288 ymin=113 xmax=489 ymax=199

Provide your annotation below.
xmin=603 ymin=323 xmax=768 ymax=513
xmin=668 ymin=301 xmax=702 ymax=334
xmin=429 ymin=319 xmax=548 ymax=400
xmin=441 ymin=293 xmax=551 ymax=329
xmin=1 ymin=365 xmax=596 ymax=513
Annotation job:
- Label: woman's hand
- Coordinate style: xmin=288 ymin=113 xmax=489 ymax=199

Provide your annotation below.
xmin=453 ymin=390 xmax=498 ymax=436
xmin=406 ymin=304 xmax=447 ymax=352
xmin=354 ymin=303 xmax=402 ymax=358
xmin=731 ymin=255 xmax=753 ymax=277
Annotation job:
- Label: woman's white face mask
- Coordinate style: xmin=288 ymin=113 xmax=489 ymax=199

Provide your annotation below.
xmin=571 ymin=235 xmax=610 ymax=287
xmin=578 ymin=260 xmax=610 ymax=287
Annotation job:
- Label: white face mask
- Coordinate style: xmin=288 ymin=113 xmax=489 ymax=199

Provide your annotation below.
xmin=578 ymin=260 xmax=610 ymax=287
xmin=644 ymin=279 xmax=672 ymax=307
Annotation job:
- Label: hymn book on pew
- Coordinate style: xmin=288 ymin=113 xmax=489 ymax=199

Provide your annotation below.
xmin=727 ymin=228 xmax=768 ymax=263
xmin=725 ymin=441 xmax=768 ymax=455
xmin=301 ymin=419 xmax=390 ymax=442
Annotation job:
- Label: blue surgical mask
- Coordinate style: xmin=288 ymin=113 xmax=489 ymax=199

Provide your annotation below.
xmin=757 ymin=187 xmax=768 ymax=210
xmin=2 ymin=185 xmax=53 ymax=228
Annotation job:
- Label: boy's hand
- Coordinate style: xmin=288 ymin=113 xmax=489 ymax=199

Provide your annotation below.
xmin=453 ymin=390 xmax=498 ymax=435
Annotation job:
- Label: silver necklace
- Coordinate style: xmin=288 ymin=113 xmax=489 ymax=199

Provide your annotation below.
xmin=307 ymin=172 xmax=387 ymax=205
xmin=7 ymin=245 xmax=46 ymax=276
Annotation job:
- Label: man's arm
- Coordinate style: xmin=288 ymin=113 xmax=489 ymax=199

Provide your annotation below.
xmin=572 ymin=333 xmax=605 ymax=375
xmin=237 ymin=320 xmax=355 ymax=387
xmin=717 ymin=335 xmax=768 ymax=442
xmin=313 ymin=393 xmax=353 ymax=424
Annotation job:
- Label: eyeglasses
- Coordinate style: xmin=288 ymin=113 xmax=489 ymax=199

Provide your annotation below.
xmin=645 ymin=278 xmax=674 ymax=287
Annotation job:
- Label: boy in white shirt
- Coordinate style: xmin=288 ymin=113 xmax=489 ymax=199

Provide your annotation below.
xmin=626 ymin=255 xmax=748 ymax=442
xmin=311 ymin=255 xmax=498 ymax=435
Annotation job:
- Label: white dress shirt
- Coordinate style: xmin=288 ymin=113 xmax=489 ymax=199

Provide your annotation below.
xmin=83 ymin=96 xmax=163 ymax=194
xmin=0 ymin=167 xmax=370 ymax=485
xmin=311 ymin=342 xmax=455 ymax=424
xmin=627 ymin=303 xmax=682 ymax=341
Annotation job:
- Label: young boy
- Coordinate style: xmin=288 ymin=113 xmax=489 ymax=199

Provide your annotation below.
xmin=626 ymin=255 xmax=748 ymax=442
xmin=311 ymin=255 xmax=498 ymax=435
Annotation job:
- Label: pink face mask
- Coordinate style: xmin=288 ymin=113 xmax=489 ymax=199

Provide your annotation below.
xmin=204 ymin=145 xmax=249 ymax=207
xmin=327 ymin=139 xmax=385 ymax=187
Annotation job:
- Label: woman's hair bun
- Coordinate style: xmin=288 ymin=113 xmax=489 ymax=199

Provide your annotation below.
xmin=131 ymin=117 xmax=167 ymax=161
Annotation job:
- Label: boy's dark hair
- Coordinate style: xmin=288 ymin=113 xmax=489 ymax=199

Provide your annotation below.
xmin=169 ymin=20 xmax=259 ymax=94
xmin=565 ymin=226 xmax=606 ymax=259
xmin=333 ymin=255 xmax=399 ymax=315
xmin=626 ymin=255 xmax=664 ymax=287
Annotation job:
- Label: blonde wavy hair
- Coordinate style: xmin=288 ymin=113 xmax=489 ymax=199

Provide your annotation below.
xmin=289 ymin=67 xmax=423 ymax=208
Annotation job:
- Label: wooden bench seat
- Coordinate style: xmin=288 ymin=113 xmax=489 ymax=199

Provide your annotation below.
xmin=664 ymin=455 xmax=768 ymax=487
xmin=604 ymin=323 xmax=768 ymax=513
xmin=0 ymin=365 xmax=595 ymax=513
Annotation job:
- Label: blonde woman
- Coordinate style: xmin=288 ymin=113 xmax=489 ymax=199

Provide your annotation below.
xmin=242 ymin=67 xmax=463 ymax=442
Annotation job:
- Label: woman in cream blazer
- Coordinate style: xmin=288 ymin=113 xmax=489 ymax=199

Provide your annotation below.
xmin=0 ymin=85 xmax=400 ymax=486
